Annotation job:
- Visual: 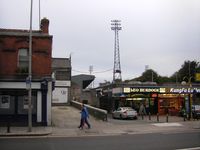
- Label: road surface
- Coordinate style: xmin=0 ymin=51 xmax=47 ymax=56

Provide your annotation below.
xmin=1 ymin=132 xmax=200 ymax=150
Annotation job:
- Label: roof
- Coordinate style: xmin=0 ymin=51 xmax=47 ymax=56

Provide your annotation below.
xmin=0 ymin=28 xmax=52 ymax=37
xmin=72 ymin=74 xmax=95 ymax=89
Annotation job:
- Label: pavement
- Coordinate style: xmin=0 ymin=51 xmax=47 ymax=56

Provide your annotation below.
xmin=0 ymin=106 xmax=200 ymax=137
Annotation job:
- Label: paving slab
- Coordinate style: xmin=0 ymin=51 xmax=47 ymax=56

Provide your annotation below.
xmin=0 ymin=106 xmax=200 ymax=137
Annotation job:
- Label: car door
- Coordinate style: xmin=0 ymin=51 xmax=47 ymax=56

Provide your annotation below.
xmin=115 ymin=107 xmax=122 ymax=118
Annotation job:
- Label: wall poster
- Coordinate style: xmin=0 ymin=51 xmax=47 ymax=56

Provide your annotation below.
xmin=0 ymin=95 xmax=10 ymax=109
xmin=23 ymin=96 xmax=29 ymax=109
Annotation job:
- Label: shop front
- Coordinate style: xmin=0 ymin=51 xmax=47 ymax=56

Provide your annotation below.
xmin=0 ymin=80 xmax=52 ymax=126
xmin=122 ymin=87 xmax=161 ymax=115
xmin=165 ymin=87 xmax=200 ymax=117
xmin=98 ymin=85 xmax=200 ymax=116
xmin=157 ymin=94 xmax=184 ymax=115
xmin=117 ymin=86 xmax=200 ymax=116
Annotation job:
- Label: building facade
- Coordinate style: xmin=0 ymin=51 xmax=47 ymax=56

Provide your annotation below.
xmin=52 ymin=58 xmax=71 ymax=105
xmin=0 ymin=18 xmax=53 ymax=126
xmin=97 ymin=83 xmax=200 ymax=116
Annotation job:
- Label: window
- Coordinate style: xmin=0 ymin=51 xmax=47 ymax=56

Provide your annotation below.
xmin=18 ymin=48 xmax=29 ymax=69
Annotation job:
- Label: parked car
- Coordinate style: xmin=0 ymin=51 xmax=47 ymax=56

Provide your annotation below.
xmin=192 ymin=105 xmax=200 ymax=119
xmin=112 ymin=107 xmax=138 ymax=119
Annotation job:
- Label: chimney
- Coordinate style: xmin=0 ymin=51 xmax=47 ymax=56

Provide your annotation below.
xmin=40 ymin=18 xmax=49 ymax=34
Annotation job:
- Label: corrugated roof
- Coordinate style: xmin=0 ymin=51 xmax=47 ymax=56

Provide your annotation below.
xmin=72 ymin=74 xmax=95 ymax=89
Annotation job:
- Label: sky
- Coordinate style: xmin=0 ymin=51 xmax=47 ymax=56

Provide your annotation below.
xmin=1 ymin=0 xmax=200 ymax=86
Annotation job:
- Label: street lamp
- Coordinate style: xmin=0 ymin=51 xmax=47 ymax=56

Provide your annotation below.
xmin=28 ymin=0 xmax=33 ymax=132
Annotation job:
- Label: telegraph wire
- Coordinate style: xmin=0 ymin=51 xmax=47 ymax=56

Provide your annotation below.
xmin=72 ymin=69 xmax=88 ymax=73
xmin=72 ymin=68 xmax=112 ymax=74
xmin=93 ymin=68 xmax=112 ymax=73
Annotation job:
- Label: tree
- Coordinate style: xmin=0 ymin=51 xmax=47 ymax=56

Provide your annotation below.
xmin=170 ymin=60 xmax=200 ymax=83
xmin=132 ymin=69 xmax=159 ymax=82
xmin=170 ymin=71 xmax=179 ymax=83
xmin=157 ymin=76 xmax=171 ymax=83
xmin=127 ymin=60 xmax=200 ymax=84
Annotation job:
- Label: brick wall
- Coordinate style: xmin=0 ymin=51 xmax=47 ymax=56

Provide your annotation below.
xmin=0 ymin=18 xmax=52 ymax=79
xmin=0 ymin=35 xmax=52 ymax=78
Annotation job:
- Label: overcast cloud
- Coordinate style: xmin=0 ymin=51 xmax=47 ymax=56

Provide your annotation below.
xmin=1 ymin=0 xmax=200 ymax=86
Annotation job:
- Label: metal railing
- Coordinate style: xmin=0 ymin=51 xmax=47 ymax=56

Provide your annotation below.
xmin=70 ymin=100 xmax=108 ymax=121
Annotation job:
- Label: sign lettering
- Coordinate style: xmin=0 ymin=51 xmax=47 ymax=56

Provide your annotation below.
xmin=170 ymin=88 xmax=200 ymax=94
xmin=124 ymin=87 xmax=160 ymax=93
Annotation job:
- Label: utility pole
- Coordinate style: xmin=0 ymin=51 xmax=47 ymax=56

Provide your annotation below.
xmin=111 ymin=20 xmax=122 ymax=83
xmin=151 ymin=71 xmax=154 ymax=82
xmin=183 ymin=61 xmax=193 ymax=120
xmin=188 ymin=77 xmax=192 ymax=120
xmin=188 ymin=62 xmax=192 ymax=120
xmin=39 ymin=0 xmax=41 ymax=29
xmin=28 ymin=0 xmax=33 ymax=132
xmin=145 ymin=65 xmax=149 ymax=71
xmin=89 ymin=65 xmax=94 ymax=88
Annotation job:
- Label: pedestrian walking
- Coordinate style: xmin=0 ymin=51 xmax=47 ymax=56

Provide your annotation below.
xmin=139 ymin=103 xmax=146 ymax=116
xmin=78 ymin=103 xmax=91 ymax=129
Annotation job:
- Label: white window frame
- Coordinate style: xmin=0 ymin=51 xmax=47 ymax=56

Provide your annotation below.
xmin=18 ymin=48 xmax=29 ymax=69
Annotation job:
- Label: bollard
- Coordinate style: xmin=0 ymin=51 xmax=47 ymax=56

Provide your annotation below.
xmin=141 ymin=113 xmax=144 ymax=120
xmin=166 ymin=113 xmax=169 ymax=122
xmin=7 ymin=119 xmax=10 ymax=133
xmin=104 ymin=114 xmax=108 ymax=121
xmin=187 ymin=114 xmax=190 ymax=121
xmin=183 ymin=113 xmax=186 ymax=121
xmin=149 ymin=112 xmax=151 ymax=120
xmin=157 ymin=113 xmax=159 ymax=122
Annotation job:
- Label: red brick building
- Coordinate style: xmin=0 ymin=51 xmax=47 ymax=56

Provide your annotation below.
xmin=0 ymin=18 xmax=52 ymax=79
xmin=0 ymin=18 xmax=53 ymax=126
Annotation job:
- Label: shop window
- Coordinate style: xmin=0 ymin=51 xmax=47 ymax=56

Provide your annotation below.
xmin=0 ymin=95 xmax=15 ymax=114
xmin=159 ymin=98 xmax=182 ymax=115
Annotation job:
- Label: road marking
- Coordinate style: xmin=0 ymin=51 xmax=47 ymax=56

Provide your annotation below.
xmin=152 ymin=123 xmax=183 ymax=127
xmin=176 ymin=147 xmax=200 ymax=150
